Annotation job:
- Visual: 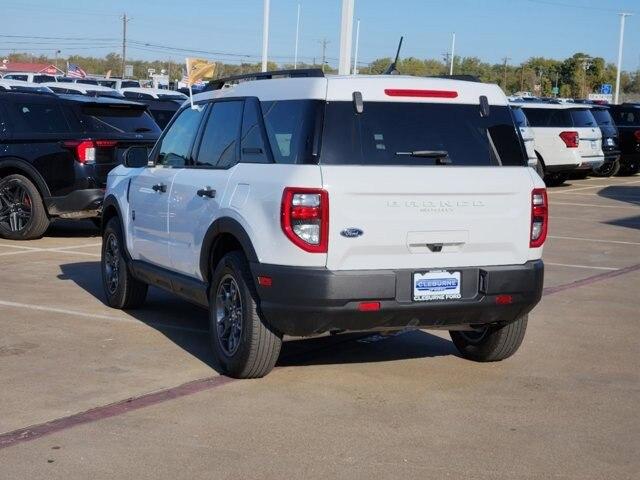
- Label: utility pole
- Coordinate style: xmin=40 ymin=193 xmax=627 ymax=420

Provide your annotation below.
xmin=577 ymin=56 xmax=592 ymax=98
xmin=338 ymin=0 xmax=355 ymax=75
xmin=319 ymin=39 xmax=330 ymax=72
xmin=520 ymin=66 xmax=525 ymax=91
xmin=54 ymin=49 xmax=61 ymax=69
xmin=614 ymin=13 xmax=632 ymax=104
xmin=121 ymin=13 xmax=129 ymax=78
xmin=261 ymin=0 xmax=270 ymax=72
xmin=501 ymin=56 xmax=511 ymax=91
xmin=449 ymin=32 xmax=456 ymax=75
xmin=294 ymin=3 xmax=300 ymax=69
xmin=352 ymin=19 xmax=360 ymax=74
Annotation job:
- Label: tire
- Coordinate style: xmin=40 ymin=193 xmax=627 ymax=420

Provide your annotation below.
xmin=617 ymin=159 xmax=640 ymax=176
xmin=101 ymin=217 xmax=148 ymax=309
xmin=209 ymin=251 xmax=282 ymax=379
xmin=544 ymin=172 xmax=568 ymax=187
xmin=450 ymin=315 xmax=528 ymax=362
xmin=0 ymin=174 xmax=49 ymax=240
xmin=592 ymin=159 xmax=620 ymax=177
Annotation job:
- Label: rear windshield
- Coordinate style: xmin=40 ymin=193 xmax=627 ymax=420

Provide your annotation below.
xmin=121 ymin=81 xmax=141 ymax=88
xmin=611 ymin=108 xmax=639 ymax=126
xmin=569 ymin=109 xmax=596 ymax=127
xmin=510 ymin=106 xmax=529 ymax=127
xmin=75 ymin=105 xmax=161 ymax=134
xmin=524 ymin=107 xmax=596 ymax=128
xmin=591 ymin=108 xmax=614 ymax=126
xmin=33 ymin=75 xmax=56 ymax=84
xmin=321 ymin=102 xmax=526 ymax=166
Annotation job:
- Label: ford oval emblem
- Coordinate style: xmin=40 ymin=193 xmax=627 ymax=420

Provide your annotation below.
xmin=340 ymin=227 xmax=364 ymax=238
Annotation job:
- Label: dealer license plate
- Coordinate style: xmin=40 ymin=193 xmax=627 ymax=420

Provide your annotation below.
xmin=413 ymin=270 xmax=462 ymax=302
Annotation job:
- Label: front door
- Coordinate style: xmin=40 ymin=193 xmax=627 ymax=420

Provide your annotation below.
xmin=129 ymin=105 xmax=206 ymax=268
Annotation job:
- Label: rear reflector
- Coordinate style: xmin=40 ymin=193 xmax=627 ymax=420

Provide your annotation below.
xmin=559 ymin=131 xmax=579 ymax=148
xmin=257 ymin=276 xmax=272 ymax=287
xmin=634 ymin=130 xmax=640 ymax=142
xmin=358 ymin=301 xmax=381 ymax=312
xmin=384 ymin=89 xmax=458 ymax=99
xmin=495 ymin=294 xmax=513 ymax=305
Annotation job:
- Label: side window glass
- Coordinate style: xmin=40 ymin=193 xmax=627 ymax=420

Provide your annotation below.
xmin=11 ymin=102 xmax=70 ymax=134
xmin=240 ymin=100 xmax=269 ymax=164
xmin=0 ymin=103 xmax=8 ymax=134
xmin=195 ymin=101 xmax=243 ymax=168
xmin=156 ymin=106 xmax=204 ymax=167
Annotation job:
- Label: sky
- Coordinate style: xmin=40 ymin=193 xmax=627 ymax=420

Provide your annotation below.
xmin=2 ymin=0 xmax=639 ymax=71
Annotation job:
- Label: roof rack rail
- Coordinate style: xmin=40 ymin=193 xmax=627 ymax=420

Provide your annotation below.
xmin=0 ymin=86 xmax=56 ymax=96
xmin=429 ymin=74 xmax=482 ymax=83
xmin=204 ymin=68 xmax=325 ymax=91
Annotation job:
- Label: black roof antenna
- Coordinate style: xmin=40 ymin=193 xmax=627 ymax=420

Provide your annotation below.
xmin=384 ymin=36 xmax=404 ymax=75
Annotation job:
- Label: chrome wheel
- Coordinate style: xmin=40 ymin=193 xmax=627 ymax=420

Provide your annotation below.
xmin=215 ymin=275 xmax=243 ymax=356
xmin=103 ymin=233 xmax=121 ymax=295
xmin=0 ymin=180 xmax=32 ymax=232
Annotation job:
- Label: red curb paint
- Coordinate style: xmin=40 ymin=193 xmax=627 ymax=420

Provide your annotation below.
xmin=0 ymin=375 xmax=234 ymax=450
xmin=543 ymin=263 xmax=640 ymax=296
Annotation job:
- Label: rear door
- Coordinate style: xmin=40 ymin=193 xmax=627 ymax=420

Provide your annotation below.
xmin=168 ymin=99 xmax=246 ymax=279
xmin=319 ymin=101 xmax=535 ymax=271
xmin=129 ymin=105 xmax=205 ymax=267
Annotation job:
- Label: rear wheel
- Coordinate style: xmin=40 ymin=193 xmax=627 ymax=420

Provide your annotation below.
xmin=209 ymin=251 xmax=282 ymax=378
xmin=101 ymin=217 xmax=148 ymax=309
xmin=544 ymin=172 xmax=568 ymax=187
xmin=450 ymin=315 xmax=528 ymax=362
xmin=0 ymin=174 xmax=49 ymax=240
xmin=592 ymin=159 xmax=620 ymax=177
xmin=617 ymin=159 xmax=640 ymax=176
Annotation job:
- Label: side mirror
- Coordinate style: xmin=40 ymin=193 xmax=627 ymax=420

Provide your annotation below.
xmin=479 ymin=95 xmax=490 ymax=118
xmin=123 ymin=146 xmax=149 ymax=168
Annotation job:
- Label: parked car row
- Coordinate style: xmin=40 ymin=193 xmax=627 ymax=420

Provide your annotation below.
xmin=0 ymin=73 xmax=142 ymax=90
xmin=510 ymin=99 xmax=640 ymax=185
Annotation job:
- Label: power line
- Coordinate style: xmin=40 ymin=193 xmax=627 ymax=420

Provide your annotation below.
xmin=523 ymin=0 xmax=636 ymax=14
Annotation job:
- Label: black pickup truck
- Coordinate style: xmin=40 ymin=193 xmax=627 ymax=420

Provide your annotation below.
xmin=609 ymin=103 xmax=640 ymax=176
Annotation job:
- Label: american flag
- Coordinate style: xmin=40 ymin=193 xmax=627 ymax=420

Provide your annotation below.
xmin=67 ymin=63 xmax=87 ymax=79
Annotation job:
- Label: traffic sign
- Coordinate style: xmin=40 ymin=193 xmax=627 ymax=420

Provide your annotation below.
xmin=600 ymin=84 xmax=612 ymax=95
xmin=552 ymin=87 xmax=559 ymax=95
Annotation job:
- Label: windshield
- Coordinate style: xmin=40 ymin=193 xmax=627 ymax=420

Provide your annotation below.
xmin=569 ymin=108 xmax=597 ymax=127
xmin=321 ymin=102 xmax=526 ymax=166
xmin=510 ymin=106 xmax=529 ymax=127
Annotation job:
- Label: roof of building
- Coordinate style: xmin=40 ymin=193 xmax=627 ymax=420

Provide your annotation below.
xmin=0 ymin=62 xmax=63 ymax=75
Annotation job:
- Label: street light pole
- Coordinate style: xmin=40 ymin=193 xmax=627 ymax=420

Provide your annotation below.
xmin=261 ymin=0 xmax=270 ymax=72
xmin=614 ymin=13 xmax=632 ymax=104
xmin=338 ymin=0 xmax=355 ymax=75
xmin=449 ymin=32 xmax=456 ymax=75
xmin=352 ymin=19 xmax=360 ymax=75
xmin=294 ymin=3 xmax=300 ymax=69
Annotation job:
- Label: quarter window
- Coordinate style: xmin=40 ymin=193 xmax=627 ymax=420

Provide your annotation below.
xmin=156 ymin=106 xmax=205 ymax=167
xmin=11 ymin=102 xmax=70 ymax=134
xmin=240 ymin=100 xmax=269 ymax=164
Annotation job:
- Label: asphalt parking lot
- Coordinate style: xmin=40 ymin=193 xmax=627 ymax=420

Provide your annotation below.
xmin=0 ymin=175 xmax=638 ymax=479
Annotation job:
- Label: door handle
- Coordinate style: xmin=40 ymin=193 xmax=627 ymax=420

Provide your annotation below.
xmin=197 ymin=187 xmax=216 ymax=198
xmin=152 ymin=183 xmax=167 ymax=193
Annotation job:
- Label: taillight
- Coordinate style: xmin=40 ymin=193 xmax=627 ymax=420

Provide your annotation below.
xmin=559 ymin=131 xmax=579 ymax=148
xmin=634 ymin=130 xmax=640 ymax=142
xmin=63 ymin=139 xmax=118 ymax=164
xmin=530 ymin=188 xmax=548 ymax=248
xmin=281 ymin=187 xmax=329 ymax=253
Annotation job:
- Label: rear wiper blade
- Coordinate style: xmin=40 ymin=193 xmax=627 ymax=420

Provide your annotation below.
xmin=395 ymin=150 xmax=451 ymax=163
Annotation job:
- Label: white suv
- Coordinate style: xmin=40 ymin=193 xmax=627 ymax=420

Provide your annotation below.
xmin=101 ymin=71 xmax=547 ymax=378
xmin=520 ymin=102 xmax=604 ymax=185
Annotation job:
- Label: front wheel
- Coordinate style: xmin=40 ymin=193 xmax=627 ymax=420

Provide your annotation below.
xmin=209 ymin=251 xmax=282 ymax=378
xmin=450 ymin=315 xmax=528 ymax=362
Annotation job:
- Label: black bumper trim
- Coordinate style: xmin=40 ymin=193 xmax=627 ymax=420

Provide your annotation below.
xmin=251 ymin=260 xmax=544 ymax=336
xmin=45 ymin=189 xmax=104 ymax=217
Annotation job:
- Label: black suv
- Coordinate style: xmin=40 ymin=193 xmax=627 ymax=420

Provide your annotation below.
xmin=609 ymin=103 xmax=640 ymax=176
xmin=0 ymin=91 xmax=160 ymax=240
xmin=590 ymin=105 xmax=621 ymax=177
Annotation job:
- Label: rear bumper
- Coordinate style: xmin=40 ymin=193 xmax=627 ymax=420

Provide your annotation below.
xmin=252 ymin=260 xmax=544 ymax=336
xmin=545 ymin=163 xmax=579 ymax=174
xmin=576 ymin=155 xmax=605 ymax=171
xmin=45 ymin=189 xmax=104 ymax=218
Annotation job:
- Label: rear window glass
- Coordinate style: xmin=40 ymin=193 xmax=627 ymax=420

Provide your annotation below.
xmin=591 ymin=108 xmax=614 ymax=126
xmin=121 ymin=81 xmax=140 ymax=88
xmin=157 ymin=94 xmax=187 ymax=101
xmin=523 ymin=108 xmax=572 ymax=127
xmin=33 ymin=75 xmax=56 ymax=84
xmin=76 ymin=105 xmax=160 ymax=134
xmin=4 ymin=74 xmax=28 ymax=81
xmin=611 ymin=109 xmax=638 ymax=126
xmin=510 ymin=106 xmax=529 ymax=127
xmin=11 ymin=102 xmax=70 ymax=134
xmin=321 ymin=102 xmax=526 ymax=166
xmin=261 ymin=100 xmax=321 ymax=164
xmin=569 ymin=109 xmax=596 ymax=127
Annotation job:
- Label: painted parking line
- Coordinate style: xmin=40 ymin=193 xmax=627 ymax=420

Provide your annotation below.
xmin=0 ymin=242 xmax=102 ymax=257
xmin=0 ymin=242 xmax=100 ymax=251
xmin=548 ymin=235 xmax=640 ymax=246
xmin=0 ymin=300 xmax=208 ymax=335
xmin=543 ymin=263 xmax=640 ymax=296
xmin=549 ymin=202 xmax=640 ymax=210
xmin=545 ymin=262 xmax=618 ymax=271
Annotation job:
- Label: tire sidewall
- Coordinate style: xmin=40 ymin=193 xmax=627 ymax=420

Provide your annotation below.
xmin=101 ymin=218 xmax=128 ymax=308
xmin=209 ymin=253 xmax=258 ymax=375
xmin=0 ymin=174 xmax=48 ymax=240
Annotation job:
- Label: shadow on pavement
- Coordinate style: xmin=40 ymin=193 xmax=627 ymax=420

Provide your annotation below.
xmin=58 ymin=261 xmax=458 ymax=374
xmin=599 ymin=185 xmax=640 ymax=231
xmin=46 ymin=219 xmax=101 ymax=238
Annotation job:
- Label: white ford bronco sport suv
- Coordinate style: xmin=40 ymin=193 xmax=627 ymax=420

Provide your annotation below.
xmin=101 ymin=70 xmax=547 ymax=378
